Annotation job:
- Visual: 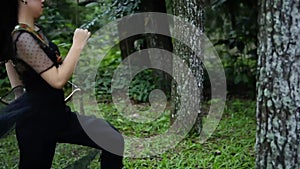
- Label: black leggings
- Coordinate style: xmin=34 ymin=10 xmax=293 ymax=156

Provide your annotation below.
xmin=15 ymin=109 xmax=124 ymax=169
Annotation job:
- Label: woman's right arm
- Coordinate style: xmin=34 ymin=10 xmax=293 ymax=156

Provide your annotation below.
xmin=40 ymin=28 xmax=91 ymax=89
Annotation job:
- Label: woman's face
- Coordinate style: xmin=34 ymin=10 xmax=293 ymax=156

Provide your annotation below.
xmin=25 ymin=0 xmax=45 ymax=20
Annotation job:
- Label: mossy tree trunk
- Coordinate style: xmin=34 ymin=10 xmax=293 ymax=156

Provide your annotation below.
xmin=256 ymin=0 xmax=300 ymax=168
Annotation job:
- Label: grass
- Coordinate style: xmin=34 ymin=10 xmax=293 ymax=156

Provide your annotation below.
xmin=0 ymin=98 xmax=256 ymax=169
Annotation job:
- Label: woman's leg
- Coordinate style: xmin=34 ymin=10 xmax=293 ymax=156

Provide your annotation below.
xmin=16 ymin=122 xmax=56 ymax=169
xmin=57 ymin=110 xmax=124 ymax=169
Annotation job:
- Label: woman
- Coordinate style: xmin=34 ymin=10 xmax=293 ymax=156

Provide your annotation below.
xmin=0 ymin=0 xmax=124 ymax=168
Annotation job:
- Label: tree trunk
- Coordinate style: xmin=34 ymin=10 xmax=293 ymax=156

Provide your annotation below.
xmin=256 ymin=0 xmax=300 ymax=168
xmin=141 ymin=0 xmax=173 ymax=98
xmin=117 ymin=0 xmax=173 ymax=98
xmin=171 ymin=0 xmax=205 ymax=134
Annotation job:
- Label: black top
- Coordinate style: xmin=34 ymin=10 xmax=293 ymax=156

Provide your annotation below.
xmin=0 ymin=24 xmax=69 ymax=138
xmin=12 ymin=24 xmax=63 ymax=92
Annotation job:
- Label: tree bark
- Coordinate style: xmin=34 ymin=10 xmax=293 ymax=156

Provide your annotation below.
xmin=256 ymin=0 xmax=300 ymax=168
xmin=171 ymin=0 xmax=205 ymax=134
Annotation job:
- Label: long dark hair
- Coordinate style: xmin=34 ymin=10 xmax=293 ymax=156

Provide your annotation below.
xmin=0 ymin=0 xmax=19 ymax=63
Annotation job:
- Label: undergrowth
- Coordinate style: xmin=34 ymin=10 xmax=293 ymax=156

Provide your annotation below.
xmin=0 ymin=99 xmax=256 ymax=169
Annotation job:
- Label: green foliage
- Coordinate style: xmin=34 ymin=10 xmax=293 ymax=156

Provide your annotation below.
xmin=79 ymin=0 xmax=142 ymax=32
xmin=95 ymin=46 xmax=159 ymax=103
xmin=95 ymin=46 xmax=121 ymax=102
xmin=128 ymin=70 xmax=157 ymax=102
xmin=0 ymin=66 xmax=10 ymax=94
xmin=111 ymin=0 xmax=142 ymax=18
xmin=205 ymin=0 xmax=258 ymax=97
xmin=38 ymin=2 xmax=75 ymax=42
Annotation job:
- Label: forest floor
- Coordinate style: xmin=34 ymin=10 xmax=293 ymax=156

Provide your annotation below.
xmin=0 ymin=98 xmax=256 ymax=169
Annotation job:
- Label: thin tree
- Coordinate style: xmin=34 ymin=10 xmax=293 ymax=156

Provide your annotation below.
xmin=171 ymin=0 xmax=205 ymax=134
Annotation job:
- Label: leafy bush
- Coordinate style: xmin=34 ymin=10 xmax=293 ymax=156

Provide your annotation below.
xmin=205 ymin=0 xmax=258 ymax=98
xmin=96 ymin=46 xmax=159 ymax=103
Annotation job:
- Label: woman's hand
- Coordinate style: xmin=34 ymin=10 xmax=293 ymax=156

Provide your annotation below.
xmin=72 ymin=28 xmax=91 ymax=50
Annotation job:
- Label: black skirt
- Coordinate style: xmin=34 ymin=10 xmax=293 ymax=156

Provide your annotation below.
xmin=0 ymin=88 xmax=66 ymax=139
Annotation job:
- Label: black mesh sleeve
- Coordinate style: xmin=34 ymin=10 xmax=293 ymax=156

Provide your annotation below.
xmin=14 ymin=32 xmax=55 ymax=74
